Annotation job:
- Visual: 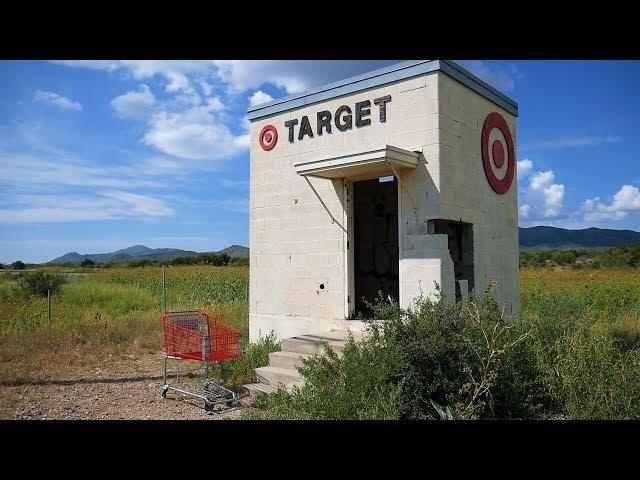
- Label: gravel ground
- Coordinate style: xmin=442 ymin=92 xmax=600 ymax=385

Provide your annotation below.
xmin=0 ymin=350 xmax=252 ymax=420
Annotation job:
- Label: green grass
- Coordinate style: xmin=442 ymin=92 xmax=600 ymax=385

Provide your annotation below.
xmin=245 ymin=268 xmax=640 ymax=420
xmin=3 ymin=265 xmax=640 ymax=418
xmin=0 ymin=265 xmax=270 ymax=389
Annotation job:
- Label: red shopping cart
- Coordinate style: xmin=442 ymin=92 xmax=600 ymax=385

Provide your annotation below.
xmin=161 ymin=310 xmax=242 ymax=411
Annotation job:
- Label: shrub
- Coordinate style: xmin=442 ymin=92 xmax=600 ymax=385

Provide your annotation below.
xmin=242 ymin=335 xmax=403 ymax=420
xmin=126 ymin=258 xmax=154 ymax=268
xmin=520 ymin=244 xmax=640 ymax=269
xmin=19 ymin=271 xmax=67 ymax=298
xmin=229 ymin=257 xmax=249 ymax=267
xmin=216 ymin=332 xmax=280 ymax=388
xmin=534 ymin=320 xmax=640 ymax=419
xmin=11 ymin=261 xmax=26 ymax=270
xmin=80 ymin=258 xmax=96 ymax=268
xmin=247 ymin=290 xmax=527 ymax=420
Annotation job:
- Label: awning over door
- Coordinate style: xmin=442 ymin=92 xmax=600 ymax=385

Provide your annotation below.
xmin=294 ymin=145 xmax=419 ymax=181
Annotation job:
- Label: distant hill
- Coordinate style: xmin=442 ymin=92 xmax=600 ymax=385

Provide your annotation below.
xmin=519 ymin=226 xmax=640 ymax=250
xmin=45 ymin=227 xmax=640 ymax=264
xmin=47 ymin=244 xmax=248 ymax=265
xmin=217 ymin=245 xmax=249 ymax=258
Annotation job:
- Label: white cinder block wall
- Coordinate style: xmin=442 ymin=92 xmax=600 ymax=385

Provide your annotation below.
xmin=248 ymin=61 xmax=519 ymax=342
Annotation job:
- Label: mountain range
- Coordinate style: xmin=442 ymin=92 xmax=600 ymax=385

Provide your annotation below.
xmin=48 ymin=244 xmax=249 ymax=265
xmin=47 ymin=227 xmax=640 ymax=264
xmin=518 ymin=226 xmax=640 ymax=250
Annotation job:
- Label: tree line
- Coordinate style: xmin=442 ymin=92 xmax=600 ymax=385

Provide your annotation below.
xmin=520 ymin=243 xmax=640 ymax=268
xmin=0 ymin=253 xmax=249 ymax=270
xmin=4 ymin=243 xmax=639 ymax=270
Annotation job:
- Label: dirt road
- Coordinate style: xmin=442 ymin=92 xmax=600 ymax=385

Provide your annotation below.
xmin=0 ymin=350 xmax=250 ymax=420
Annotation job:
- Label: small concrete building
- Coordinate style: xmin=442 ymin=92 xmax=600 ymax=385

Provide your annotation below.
xmin=247 ymin=60 xmax=519 ymax=343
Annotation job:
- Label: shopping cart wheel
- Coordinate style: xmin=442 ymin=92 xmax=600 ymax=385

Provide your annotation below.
xmin=161 ymin=386 xmax=169 ymax=398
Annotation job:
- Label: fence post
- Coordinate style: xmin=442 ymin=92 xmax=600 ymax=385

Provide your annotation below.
xmin=47 ymin=289 xmax=51 ymax=328
xmin=162 ymin=264 xmax=167 ymax=313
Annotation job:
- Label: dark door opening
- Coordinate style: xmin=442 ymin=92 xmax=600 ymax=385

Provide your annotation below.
xmin=353 ymin=177 xmax=399 ymax=316
xmin=428 ymin=219 xmax=474 ymax=301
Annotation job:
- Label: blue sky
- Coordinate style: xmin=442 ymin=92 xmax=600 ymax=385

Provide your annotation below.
xmin=1 ymin=60 xmax=639 ymax=263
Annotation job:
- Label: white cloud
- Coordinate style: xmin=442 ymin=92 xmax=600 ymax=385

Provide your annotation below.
xmin=33 ymin=90 xmax=82 ymax=111
xmin=457 ymin=60 xmax=522 ymax=93
xmin=213 ymin=60 xmax=311 ymax=94
xmin=163 ymin=71 xmax=191 ymax=93
xmin=0 ymin=151 xmax=163 ymax=189
xmin=517 ymin=160 xmax=566 ymax=222
xmin=52 ymin=60 xmax=211 ymax=93
xmin=204 ymin=96 xmax=225 ymax=112
xmin=521 ymin=136 xmax=622 ymax=151
xmin=583 ymin=185 xmax=640 ymax=222
xmin=249 ymin=90 xmax=274 ymax=107
xmin=143 ymin=106 xmax=247 ymax=161
xmin=53 ymin=61 xmax=246 ymax=163
xmin=211 ymin=60 xmax=394 ymax=95
xmin=101 ymin=190 xmax=174 ymax=217
xmin=110 ymin=84 xmax=156 ymax=119
xmin=0 ymin=190 xmax=174 ymax=224
xmin=199 ymin=80 xmax=214 ymax=96
xmin=517 ymin=159 xmax=533 ymax=181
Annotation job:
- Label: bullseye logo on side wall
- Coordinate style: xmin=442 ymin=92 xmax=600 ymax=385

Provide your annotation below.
xmin=259 ymin=125 xmax=278 ymax=151
xmin=481 ymin=112 xmax=515 ymax=194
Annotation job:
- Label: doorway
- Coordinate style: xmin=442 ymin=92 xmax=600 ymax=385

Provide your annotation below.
xmin=352 ymin=177 xmax=399 ymax=316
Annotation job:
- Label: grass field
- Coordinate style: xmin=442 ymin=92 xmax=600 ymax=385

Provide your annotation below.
xmin=1 ymin=265 xmax=639 ymax=419
xmin=521 ymin=268 xmax=640 ymax=348
xmin=0 ymin=265 xmax=249 ymax=342
xmin=0 ymin=266 xmax=273 ymax=392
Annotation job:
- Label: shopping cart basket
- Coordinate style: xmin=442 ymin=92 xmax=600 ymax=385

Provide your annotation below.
xmin=161 ymin=310 xmax=243 ymax=411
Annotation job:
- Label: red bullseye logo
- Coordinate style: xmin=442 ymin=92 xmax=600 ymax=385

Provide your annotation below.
xmin=481 ymin=112 xmax=515 ymax=194
xmin=259 ymin=125 xmax=278 ymax=151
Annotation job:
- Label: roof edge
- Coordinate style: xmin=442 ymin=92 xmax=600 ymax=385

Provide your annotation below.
xmin=247 ymin=60 xmax=518 ymax=120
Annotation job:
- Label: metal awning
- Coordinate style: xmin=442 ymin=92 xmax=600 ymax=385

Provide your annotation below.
xmin=294 ymin=145 xmax=419 ymax=180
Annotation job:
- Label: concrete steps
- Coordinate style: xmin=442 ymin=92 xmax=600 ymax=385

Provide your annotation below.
xmin=269 ymin=351 xmax=312 ymax=370
xmin=242 ymin=330 xmax=366 ymax=396
xmin=255 ymin=365 xmax=303 ymax=385
xmin=243 ymin=382 xmax=279 ymax=395
xmin=282 ymin=332 xmax=364 ymax=355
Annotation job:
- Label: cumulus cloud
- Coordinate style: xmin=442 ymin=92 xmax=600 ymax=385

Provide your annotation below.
xmin=199 ymin=80 xmax=214 ymax=96
xmin=33 ymin=90 xmax=82 ymax=111
xmin=52 ymin=60 xmax=211 ymax=93
xmin=53 ymin=60 xmax=397 ymax=162
xmin=110 ymin=84 xmax=156 ymax=119
xmin=248 ymin=90 xmax=274 ymax=107
xmin=518 ymin=160 xmax=565 ymax=221
xmin=211 ymin=60 xmax=394 ymax=95
xmin=583 ymin=185 xmax=640 ymax=222
xmin=517 ymin=159 xmax=533 ymax=181
xmin=142 ymin=106 xmax=247 ymax=161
